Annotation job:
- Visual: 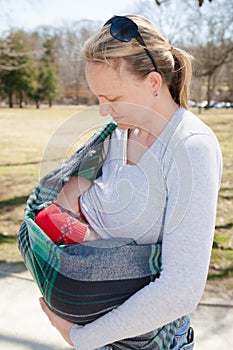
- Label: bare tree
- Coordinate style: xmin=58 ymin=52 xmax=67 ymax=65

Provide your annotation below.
xmin=197 ymin=0 xmax=213 ymax=6
xmin=55 ymin=20 xmax=100 ymax=104
xmin=135 ymin=0 xmax=233 ymax=105
xmin=190 ymin=0 xmax=233 ymax=105
xmin=154 ymin=0 xmax=213 ymax=7
xmin=193 ymin=41 xmax=233 ymax=106
xmin=134 ymin=0 xmax=196 ymax=44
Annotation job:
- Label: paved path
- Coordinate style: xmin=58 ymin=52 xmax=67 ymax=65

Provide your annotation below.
xmin=0 ymin=263 xmax=233 ymax=350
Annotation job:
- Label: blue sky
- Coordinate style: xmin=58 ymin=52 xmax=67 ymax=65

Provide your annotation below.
xmin=1 ymin=0 xmax=140 ymax=32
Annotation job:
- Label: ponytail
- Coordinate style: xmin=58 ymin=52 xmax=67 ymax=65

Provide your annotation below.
xmin=168 ymin=47 xmax=193 ymax=109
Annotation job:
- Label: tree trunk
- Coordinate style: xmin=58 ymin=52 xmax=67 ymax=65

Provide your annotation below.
xmin=206 ymin=74 xmax=212 ymax=108
xmin=36 ymin=99 xmax=40 ymax=109
xmin=19 ymin=91 xmax=24 ymax=108
xmin=9 ymin=92 xmax=13 ymax=108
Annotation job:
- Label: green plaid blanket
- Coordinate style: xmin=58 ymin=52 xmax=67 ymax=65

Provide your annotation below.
xmin=17 ymin=121 xmax=179 ymax=349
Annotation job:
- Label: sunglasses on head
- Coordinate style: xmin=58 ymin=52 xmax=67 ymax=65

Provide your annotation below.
xmin=103 ymin=15 xmax=159 ymax=73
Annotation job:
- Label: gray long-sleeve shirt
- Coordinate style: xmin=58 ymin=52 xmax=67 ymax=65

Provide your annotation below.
xmin=71 ymin=107 xmax=222 ymax=349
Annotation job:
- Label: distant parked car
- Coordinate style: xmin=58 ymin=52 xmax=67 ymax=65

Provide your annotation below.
xmin=213 ymin=101 xmax=231 ymax=108
xmin=196 ymin=101 xmax=208 ymax=108
xmin=188 ymin=100 xmax=197 ymax=107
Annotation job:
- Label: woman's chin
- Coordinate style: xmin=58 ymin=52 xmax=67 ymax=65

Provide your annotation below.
xmin=117 ymin=122 xmax=132 ymax=130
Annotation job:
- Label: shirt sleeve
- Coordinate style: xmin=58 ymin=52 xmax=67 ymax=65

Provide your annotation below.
xmin=70 ymin=133 xmax=223 ymax=350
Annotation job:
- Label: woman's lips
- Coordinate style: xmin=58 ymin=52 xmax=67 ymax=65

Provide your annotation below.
xmin=112 ymin=116 xmax=123 ymax=122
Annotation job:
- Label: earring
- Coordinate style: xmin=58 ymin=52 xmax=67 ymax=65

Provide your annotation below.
xmin=153 ymin=91 xmax=158 ymax=97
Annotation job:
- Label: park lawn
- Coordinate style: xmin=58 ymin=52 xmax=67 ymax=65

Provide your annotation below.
xmin=0 ymin=106 xmax=232 ymax=292
xmin=197 ymin=109 xmax=233 ymax=292
xmin=0 ymin=105 xmax=109 ymax=261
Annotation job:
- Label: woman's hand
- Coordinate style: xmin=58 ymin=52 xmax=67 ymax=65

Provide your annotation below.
xmin=39 ymin=297 xmax=74 ymax=347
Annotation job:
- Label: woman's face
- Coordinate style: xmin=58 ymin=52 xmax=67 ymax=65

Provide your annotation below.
xmin=85 ymin=61 xmax=156 ymax=130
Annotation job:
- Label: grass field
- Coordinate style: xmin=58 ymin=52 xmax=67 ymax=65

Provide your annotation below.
xmin=197 ymin=108 xmax=233 ymax=293
xmin=0 ymin=106 xmax=232 ymax=292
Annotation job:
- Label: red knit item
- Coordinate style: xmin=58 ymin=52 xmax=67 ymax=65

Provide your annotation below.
xmin=35 ymin=203 xmax=88 ymax=245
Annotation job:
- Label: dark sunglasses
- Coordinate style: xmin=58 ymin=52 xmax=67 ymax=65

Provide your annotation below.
xmin=103 ymin=15 xmax=158 ymax=73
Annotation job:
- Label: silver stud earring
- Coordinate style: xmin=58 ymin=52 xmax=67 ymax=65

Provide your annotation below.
xmin=153 ymin=91 xmax=158 ymax=97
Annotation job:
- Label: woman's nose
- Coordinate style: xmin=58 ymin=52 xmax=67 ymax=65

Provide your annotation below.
xmin=99 ymin=99 xmax=113 ymax=117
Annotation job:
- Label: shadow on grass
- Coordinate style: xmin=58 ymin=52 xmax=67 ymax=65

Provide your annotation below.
xmin=0 ymin=233 xmax=17 ymax=244
xmin=0 ymin=160 xmax=41 ymax=167
xmin=215 ymin=222 xmax=233 ymax=230
xmin=0 ymin=157 xmax=61 ymax=167
xmin=208 ymin=266 xmax=233 ymax=280
xmin=0 ymin=261 xmax=26 ymax=275
xmin=219 ymin=194 xmax=233 ymax=200
xmin=0 ymin=195 xmax=29 ymax=210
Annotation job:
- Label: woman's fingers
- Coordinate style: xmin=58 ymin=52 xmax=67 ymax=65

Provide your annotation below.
xmin=39 ymin=297 xmax=74 ymax=346
xmin=39 ymin=297 xmax=55 ymax=324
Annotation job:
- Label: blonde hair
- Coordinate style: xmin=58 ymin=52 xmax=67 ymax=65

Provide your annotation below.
xmin=82 ymin=15 xmax=193 ymax=108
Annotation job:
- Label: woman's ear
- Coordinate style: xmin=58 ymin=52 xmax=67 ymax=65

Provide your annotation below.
xmin=146 ymin=72 xmax=162 ymax=96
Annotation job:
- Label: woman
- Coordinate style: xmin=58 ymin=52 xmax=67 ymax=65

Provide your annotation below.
xmin=40 ymin=14 xmax=222 ymax=349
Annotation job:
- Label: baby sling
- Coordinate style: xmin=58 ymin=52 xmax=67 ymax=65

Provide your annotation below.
xmin=17 ymin=121 xmax=180 ymax=349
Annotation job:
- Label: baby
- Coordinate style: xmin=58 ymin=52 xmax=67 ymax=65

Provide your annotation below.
xmin=35 ymin=176 xmax=98 ymax=245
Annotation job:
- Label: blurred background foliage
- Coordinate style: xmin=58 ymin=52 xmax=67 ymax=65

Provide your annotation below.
xmin=0 ymin=0 xmax=232 ymax=109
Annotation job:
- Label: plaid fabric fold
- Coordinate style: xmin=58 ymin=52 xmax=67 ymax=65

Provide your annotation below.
xmin=17 ymin=121 xmax=180 ymax=349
